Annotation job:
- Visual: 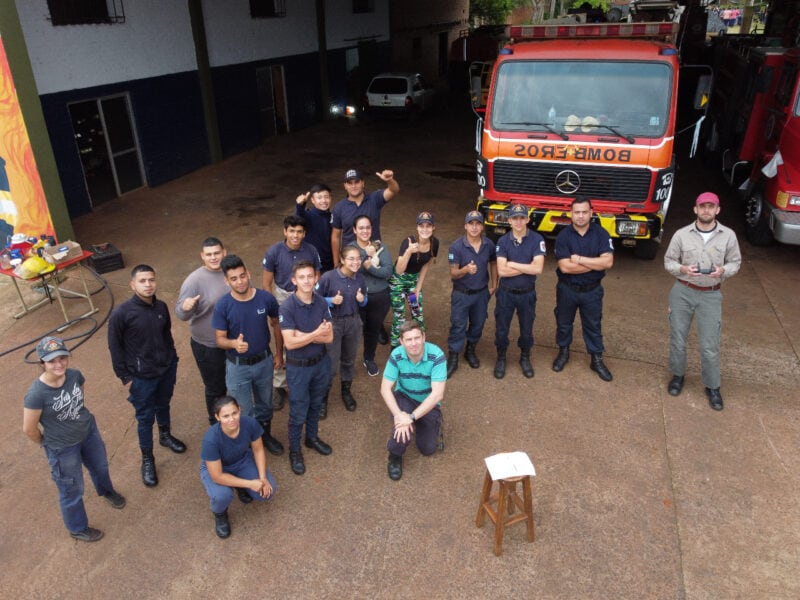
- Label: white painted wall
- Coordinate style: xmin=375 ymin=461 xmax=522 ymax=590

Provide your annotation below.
xmin=201 ymin=0 xmax=390 ymax=66
xmin=16 ymin=0 xmax=392 ymax=94
xmin=325 ymin=0 xmax=390 ymax=50
xmin=17 ymin=0 xmax=197 ymax=95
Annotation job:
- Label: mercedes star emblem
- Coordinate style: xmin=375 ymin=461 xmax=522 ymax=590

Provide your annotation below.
xmin=555 ymin=170 xmax=580 ymax=195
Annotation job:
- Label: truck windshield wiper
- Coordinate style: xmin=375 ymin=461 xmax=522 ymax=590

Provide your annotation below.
xmin=590 ymin=124 xmax=635 ymax=144
xmin=500 ymin=122 xmax=569 ymax=141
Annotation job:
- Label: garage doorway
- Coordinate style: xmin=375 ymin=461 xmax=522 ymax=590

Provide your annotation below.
xmin=68 ymin=93 xmax=145 ymax=207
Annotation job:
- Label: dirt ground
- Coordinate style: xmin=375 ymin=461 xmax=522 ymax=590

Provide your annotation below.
xmin=1 ymin=101 xmax=798 ymax=599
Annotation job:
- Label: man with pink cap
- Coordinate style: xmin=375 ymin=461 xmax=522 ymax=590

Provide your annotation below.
xmin=663 ymin=191 xmax=741 ymax=410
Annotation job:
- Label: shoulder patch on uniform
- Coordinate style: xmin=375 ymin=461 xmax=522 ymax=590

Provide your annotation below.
xmin=539 ymin=240 xmax=547 ymax=253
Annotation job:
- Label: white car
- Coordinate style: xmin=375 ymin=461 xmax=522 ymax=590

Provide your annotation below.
xmin=364 ymin=72 xmax=437 ymax=118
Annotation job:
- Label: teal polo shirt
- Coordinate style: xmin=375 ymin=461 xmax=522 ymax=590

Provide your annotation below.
xmin=383 ymin=342 xmax=447 ymax=403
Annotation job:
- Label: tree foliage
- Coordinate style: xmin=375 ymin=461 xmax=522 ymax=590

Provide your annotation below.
xmin=470 ymin=0 xmax=526 ymax=24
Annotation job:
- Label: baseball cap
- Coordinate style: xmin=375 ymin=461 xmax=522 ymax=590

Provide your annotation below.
xmin=416 ymin=211 xmax=434 ymax=225
xmin=508 ymin=204 xmax=528 ymax=218
xmin=37 ymin=336 xmax=70 ymax=362
xmin=696 ymin=192 xmax=720 ymax=206
xmin=344 ymin=169 xmax=363 ymax=182
xmin=465 ymin=210 xmax=483 ymax=224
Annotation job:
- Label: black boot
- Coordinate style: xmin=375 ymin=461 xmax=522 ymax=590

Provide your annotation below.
xmin=341 ymin=381 xmax=357 ymax=412
xmin=520 ymin=350 xmax=535 ymax=379
xmin=141 ymin=448 xmax=158 ymax=487
xmin=464 ymin=342 xmax=480 ymax=368
xmin=552 ymin=346 xmax=570 ymax=372
xmin=319 ymin=387 xmax=330 ymax=420
xmin=213 ymin=510 xmax=231 ymax=538
xmin=446 ymin=351 xmax=459 ymax=379
xmin=259 ymin=420 xmax=284 ymax=456
xmin=590 ymin=353 xmax=613 ymax=382
xmin=158 ymin=425 xmax=187 ymax=454
xmin=493 ymin=349 xmax=506 ymax=379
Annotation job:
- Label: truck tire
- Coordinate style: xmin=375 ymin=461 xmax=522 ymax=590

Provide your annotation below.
xmin=634 ymin=239 xmax=659 ymax=260
xmin=745 ymin=184 xmax=774 ymax=246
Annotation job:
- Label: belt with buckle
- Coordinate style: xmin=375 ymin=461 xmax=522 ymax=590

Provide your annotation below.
xmin=499 ymin=285 xmax=535 ymax=295
xmin=454 ymin=286 xmax=488 ymax=296
xmin=286 ymin=351 xmax=326 ymax=367
xmin=678 ymin=279 xmax=720 ymax=292
xmin=227 ymin=350 xmax=270 ymax=366
xmin=559 ymin=280 xmax=601 ymax=293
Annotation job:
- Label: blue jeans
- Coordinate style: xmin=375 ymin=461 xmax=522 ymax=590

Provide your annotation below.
xmin=190 ymin=338 xmax=227 ymax=422
xmin=128 ymin=360 xmax=178 ymax=449
xmin=200 ymin=453 xmax=277 ymax=513
xmin=554 ymin=282 xmax=605 ymax=354
xmin=494 ymin=287 xmax=536 ymax=351
xmin=225 ymin=354 xmax=274 ymax=423
xmin=447 ymin=288 xmax=490 ymax=352
xmin=45 ymin=420 xmax=115 ymax=534
xmin=286 ymin=356 xmax=331 ymax=452
xmin=386 ymin=391 xmax=441 ymax=457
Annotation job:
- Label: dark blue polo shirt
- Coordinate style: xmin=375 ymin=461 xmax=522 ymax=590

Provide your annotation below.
xmin=496 ymin=230 xmax=546 ymax=289
xmin=554 ymin=222 xmax=614 ymax=285
xmin=295 ymin=204 xmax=333 ymax=271
xmin=262 ymin=241 xmax=321 ymax=291
xmin=212 ymin=289 xmax=279 ymax=360
xmin=315 ymin=268 xmax=367 ymax=317
xmin=332 ymin=189 xmax=387 ymax=246
xmin=279 ymin=292 xmax=331 ymax=360
xmin=448 ymin=235 xmax=496 ymax=291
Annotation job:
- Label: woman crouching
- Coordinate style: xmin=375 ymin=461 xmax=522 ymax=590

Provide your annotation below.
xmin=200 ymin=396 xmax=276 ymax=538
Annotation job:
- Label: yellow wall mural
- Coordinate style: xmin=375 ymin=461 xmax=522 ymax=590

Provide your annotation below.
xmin=0 ymin=35 xmax=54 ymax=246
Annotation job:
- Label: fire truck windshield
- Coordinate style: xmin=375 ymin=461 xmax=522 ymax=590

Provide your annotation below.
xmin=490 ymin=60 xmax=672 ymax=139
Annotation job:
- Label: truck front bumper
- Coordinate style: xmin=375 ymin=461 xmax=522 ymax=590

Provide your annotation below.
xmin=769 ymin=206 xmax=800 ymax=245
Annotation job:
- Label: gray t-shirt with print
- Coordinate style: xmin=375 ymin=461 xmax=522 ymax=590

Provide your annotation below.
xmin=24 ymin=368 xmax=94 ymax=449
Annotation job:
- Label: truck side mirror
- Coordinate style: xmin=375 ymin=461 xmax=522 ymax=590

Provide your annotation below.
xmin=693 ymin=74 xmax=712 ymax=112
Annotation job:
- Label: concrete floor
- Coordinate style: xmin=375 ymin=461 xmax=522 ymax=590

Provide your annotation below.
xmin=1 ymin=103 xmax=798 ymax=599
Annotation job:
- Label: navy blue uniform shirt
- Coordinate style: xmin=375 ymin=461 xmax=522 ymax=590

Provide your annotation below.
xmin=332 ymin=189 xmax=387 ymax=246
xmin=295 ymin=203 xmax=333 ymax=271
xmin=554 ymin=222 xmax=614 ymax=285
xmin=279 ymin=292 xmax=332 ymax=360
xmin=448 ymin=235 xmax=496 ymax=291
xmin=262 ymin=241 xmax=321 ymax=291
xmin=212 ymin=289 xmax=279 ymax=360
xmin=315 ymin=268 xmax=367 ymax=317
xmin=496 ymin=230 xmax=546 ymax=289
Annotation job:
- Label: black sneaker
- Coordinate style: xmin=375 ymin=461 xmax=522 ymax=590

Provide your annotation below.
xmin=363 ymin=359 xmax=379 ymax=377
xmin=70 ymin=527 xmax=104 ymax=542
xmin=103 ymin=490 xmax=126 ymax=509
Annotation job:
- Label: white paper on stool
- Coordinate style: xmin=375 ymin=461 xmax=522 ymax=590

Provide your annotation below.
xmin=484 ymin=451 xmax=536 ymax=481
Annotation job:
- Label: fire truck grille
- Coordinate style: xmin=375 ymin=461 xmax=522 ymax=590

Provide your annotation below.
xmin=492 ymin=160 xmax=652 ymax=202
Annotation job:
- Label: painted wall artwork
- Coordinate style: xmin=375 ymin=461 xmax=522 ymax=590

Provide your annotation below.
xmin=0 ymin=36 xmax=54 ymax=246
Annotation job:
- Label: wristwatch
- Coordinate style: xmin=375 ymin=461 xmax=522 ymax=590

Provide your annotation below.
xmin=409 ymin=412 xmax=416 ymax=423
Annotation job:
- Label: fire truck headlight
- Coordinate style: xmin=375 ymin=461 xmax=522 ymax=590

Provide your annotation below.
xmin=488 ymin=209 xmax=509 ymax=224
xmin=789 ymin=195 xmax=800 ymax=207
xmin=617 ymin=221 xmax=648 ymax=236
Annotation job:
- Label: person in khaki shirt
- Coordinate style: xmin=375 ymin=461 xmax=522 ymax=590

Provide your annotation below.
xmin=663 ymin=191 xmax=742 ymax=411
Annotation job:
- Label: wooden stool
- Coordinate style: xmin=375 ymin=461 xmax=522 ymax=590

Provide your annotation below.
xmin=475 ymin=471 xmax=535 ymax=556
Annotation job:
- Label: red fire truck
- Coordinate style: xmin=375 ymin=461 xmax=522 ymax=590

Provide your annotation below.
xmin=703 ymin=38 xmax=800 ymax=245
xmin=474 ymin=22 xmax=706 ymax=258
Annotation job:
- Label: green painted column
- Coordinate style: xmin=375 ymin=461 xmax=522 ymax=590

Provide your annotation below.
xmin=188 ymin=0 xmax=222 ymax=163
xmin=0 ymin=0 xmax=74 ymax=240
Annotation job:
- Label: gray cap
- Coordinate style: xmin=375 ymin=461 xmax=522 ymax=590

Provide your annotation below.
xmin=36 ymin=336 xmax=70 ymax=361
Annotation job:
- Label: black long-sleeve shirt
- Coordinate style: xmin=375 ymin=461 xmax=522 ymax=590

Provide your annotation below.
xmin=108 ymin=294 xmax=178 ymax=384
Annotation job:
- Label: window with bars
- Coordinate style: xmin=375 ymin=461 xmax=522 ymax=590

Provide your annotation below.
xmin=250 ymin=0 xmax=286 ymax=18
xmin=353 ymin=0 xmax=374 ymax=14
xmin=47 ymin=0 xmax=125 ymax=25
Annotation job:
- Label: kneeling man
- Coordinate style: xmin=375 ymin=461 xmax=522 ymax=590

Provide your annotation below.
xmin=381 ymin=321 xmax=446 ymax=481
